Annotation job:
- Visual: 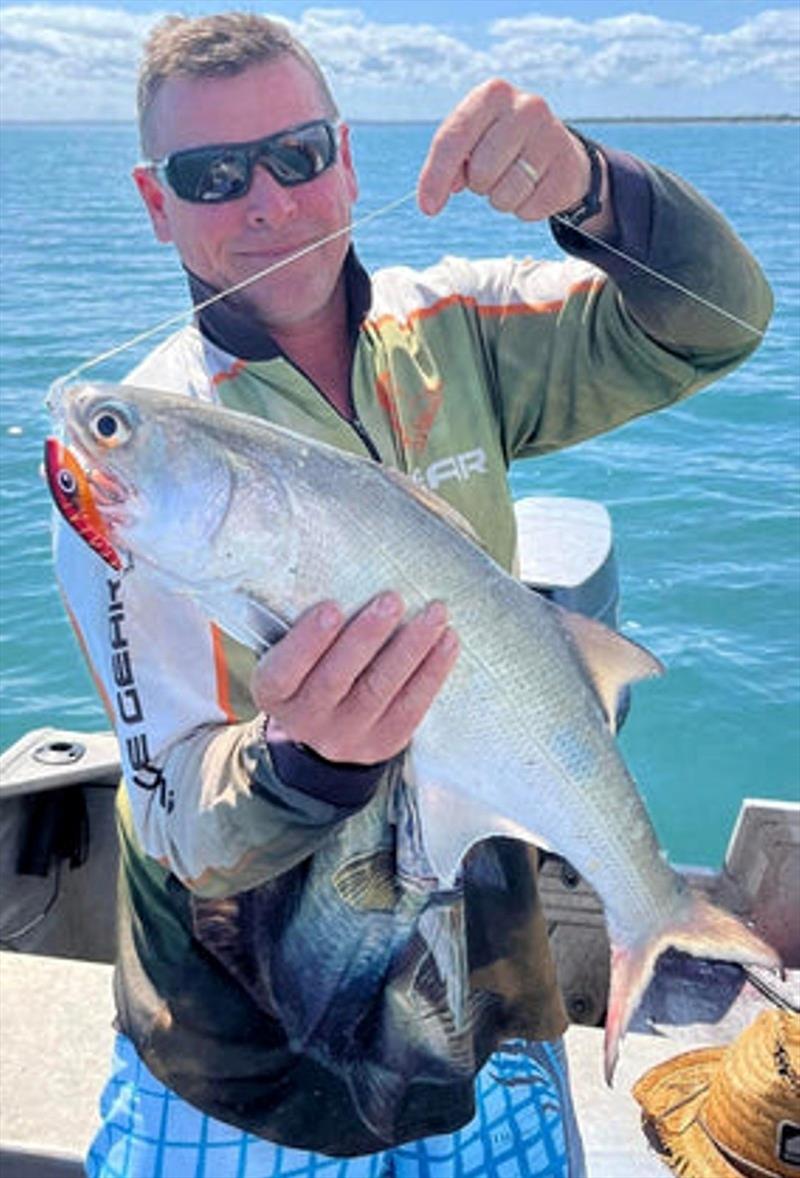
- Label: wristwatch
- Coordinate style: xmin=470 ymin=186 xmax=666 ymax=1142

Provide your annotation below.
xmin=555 ymin=129 xmax=604 ymax=228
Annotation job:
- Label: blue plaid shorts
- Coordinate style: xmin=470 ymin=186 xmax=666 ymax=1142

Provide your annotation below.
xmin=86 ymin=1034 xmax=585 ymax=1178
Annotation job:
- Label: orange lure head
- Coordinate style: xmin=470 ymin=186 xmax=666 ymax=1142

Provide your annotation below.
xmin=44 ymin=437 xmax=123 ymax=571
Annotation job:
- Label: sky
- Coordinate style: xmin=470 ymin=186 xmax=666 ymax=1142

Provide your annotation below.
xmin=1 ymin=0 xmax=798 ymax=122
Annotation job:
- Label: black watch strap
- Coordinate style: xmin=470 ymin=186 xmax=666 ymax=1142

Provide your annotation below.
xmin=555 ymin=129 xmax=604 ymax=228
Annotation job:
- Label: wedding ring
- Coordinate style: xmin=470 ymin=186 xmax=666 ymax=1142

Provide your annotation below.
xmin=517 ymin=158 xmax=540 ymax=186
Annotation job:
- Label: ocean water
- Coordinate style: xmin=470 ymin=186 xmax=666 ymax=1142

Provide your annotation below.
xmin=0 ymin=121 xmax=798 ymax=867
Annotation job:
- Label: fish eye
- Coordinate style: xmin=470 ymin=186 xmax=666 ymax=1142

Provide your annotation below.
xmin=88 ymin=402 xmax=135 ymax=448
xmin=97 ymin=415 xmax=118 ymax=438
xmin=58 ymin=469 xmax=77 ymax=495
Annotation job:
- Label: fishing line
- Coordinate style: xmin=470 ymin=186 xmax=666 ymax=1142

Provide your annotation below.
xmin=51 ymin=174 xmax=766 ymax=399
xmin=550 ymin=212 xmax=766 ymax=339
xmin=51 ymin=187 xmax=419 ymax=393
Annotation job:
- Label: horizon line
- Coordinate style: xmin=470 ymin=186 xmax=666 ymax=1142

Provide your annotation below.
xmin=1 ymin=114 xmax=799 ymax=128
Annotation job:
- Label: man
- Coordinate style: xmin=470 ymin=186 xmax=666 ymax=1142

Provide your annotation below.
xmin=53 ymin=11 xmax=772 ymax=1178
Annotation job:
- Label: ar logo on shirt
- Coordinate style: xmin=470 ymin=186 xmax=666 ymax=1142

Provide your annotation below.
xmin=375 ymin=369 xmax=443 ymax=455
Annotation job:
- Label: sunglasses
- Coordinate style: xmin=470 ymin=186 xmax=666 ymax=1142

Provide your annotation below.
xmin=146 ymin=119 xmax=339 ymax=204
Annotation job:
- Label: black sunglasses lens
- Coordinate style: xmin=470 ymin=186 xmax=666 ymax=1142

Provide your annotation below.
xmin=167 ymin=148 xmax=252 ymax=203
xmin=261 ymin=124 xmax=335 ymax=187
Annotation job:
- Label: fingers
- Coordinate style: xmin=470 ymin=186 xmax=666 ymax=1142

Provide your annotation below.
xmin=417 ymin=79 xmax=592 ymax=223
xmin=251 ymin=599 xmax=346 ymax=704
xmin=419 ymin=80 xmax=515 ymax=215
xmin=484 ymin=157 xmax=541 ymax=215
xmin=250 ymin=594 xmax=460 ymax=764
xmin=296 ymin=592 xmax=408 ymax=717
xmin=367 ymin=626 xmax=460 ymax=750
xmin=465 ymin=102 xmax=538 ymax=197
xmin=338 ymin=601 xmax=452 ymax=728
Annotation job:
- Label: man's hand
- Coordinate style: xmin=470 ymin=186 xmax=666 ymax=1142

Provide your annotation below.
xmin=250 ymin=594 xmax=460 ymax=765
xmin=418 ymin=79 xmax=612 ymax=235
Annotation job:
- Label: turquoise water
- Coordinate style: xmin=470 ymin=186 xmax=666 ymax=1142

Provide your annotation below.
xmin=1 ymin=121 xmax=798 ymax=867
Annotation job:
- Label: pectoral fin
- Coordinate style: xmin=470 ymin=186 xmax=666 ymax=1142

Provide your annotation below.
xmin=408 ymin=752 xmax=551 ymax=888
xmin=194 ymin=589 xmax=289 ymax=653
xmin=135 ymin=562 xmax=290 ymax=655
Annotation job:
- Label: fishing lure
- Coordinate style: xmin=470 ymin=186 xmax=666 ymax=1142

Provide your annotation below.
xmin=44 ymin=437 xmax=122 ymax=571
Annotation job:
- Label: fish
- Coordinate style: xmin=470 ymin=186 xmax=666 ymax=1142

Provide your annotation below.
xmin=46 ymin=380 xmax=781 ymax=1085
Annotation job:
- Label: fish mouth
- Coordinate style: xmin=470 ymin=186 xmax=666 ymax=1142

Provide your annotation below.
xmin=64 ymin=425 xmax=141 ymax=533
xmin=74 ymin=463 xmax=119 ymax=512
xmin=84 ymin=470 xmax=137 ymax=537
xmin=86 ymin=465 xmax=128 ymax=510
xmin=64 ymin=427 xmax=133 ymax=515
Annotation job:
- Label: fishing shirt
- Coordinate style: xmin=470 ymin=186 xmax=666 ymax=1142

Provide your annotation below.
xmin=52 ymin=142 xmax=772 ymax=1155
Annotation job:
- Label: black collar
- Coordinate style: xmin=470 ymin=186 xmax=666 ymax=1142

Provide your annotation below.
xmin=186 ymin=246 xmax=373 ymax=362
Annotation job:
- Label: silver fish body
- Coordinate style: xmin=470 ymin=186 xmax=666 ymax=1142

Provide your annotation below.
xmin=53 ymin=381 xmax=780 ymax=1081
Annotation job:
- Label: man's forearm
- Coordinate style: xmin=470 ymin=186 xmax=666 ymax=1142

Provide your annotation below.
xmin=551 ymin=144 xmax=773 ymax=357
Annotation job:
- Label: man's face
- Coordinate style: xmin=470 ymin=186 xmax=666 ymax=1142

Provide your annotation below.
xmin=134 ymin=56 xmax=358 ymax=334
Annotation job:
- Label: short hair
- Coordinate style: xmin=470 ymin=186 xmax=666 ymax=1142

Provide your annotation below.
xmin=138 ymin=11 xmax=338 ymax=154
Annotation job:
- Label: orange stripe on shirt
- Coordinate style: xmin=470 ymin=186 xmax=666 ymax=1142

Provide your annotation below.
xmin=212 ymin=359 xmax=247 ymax=387
xmin=211 ymin=624 xmax=236 ymax=723
xmin=365 ymin=277 xmax=601 ymax=332
xmin=60 ymin=591 xmax=116 ymax=725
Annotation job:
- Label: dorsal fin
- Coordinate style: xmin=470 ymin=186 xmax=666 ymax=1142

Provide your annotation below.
xmin=382 ymin=468 xmax=485 ymax=548
xmin=553 ymin=604 xmax=664 ymax=735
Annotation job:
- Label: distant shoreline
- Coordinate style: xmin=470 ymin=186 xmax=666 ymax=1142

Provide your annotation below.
xmin=1 ymin=114 xmax=799 ymax=128
xmin=356 ymin=114 xmax=800 ymax=125
xmin=572 ymin=115 xmax=799 ymax=124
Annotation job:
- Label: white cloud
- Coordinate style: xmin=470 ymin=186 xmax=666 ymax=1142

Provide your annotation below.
xmin=703 ymin=7 xmax=800 ymax=50
xmin=0 ymin=3 xmax=159 ymax=118
xmin=1 ymin=3 xmax=153 ymax=61
xmin=295 ymin=7 xmax=368 ymax=28
xmin=487 ymin=7 xmax=798 ymax=91
xmin=701 ymin=8 xmax=800 ymax=87
xmin=489 ymin=15 xmax=588 ymax=42
xmin=584 ymin=40 xmax=702 ymax=88
xmin=287 ymin=10 xmax=492 ymax=90
xmin=591 ymin=14 xmax=700 ymax=42
xmin=0 ymin=4 xmax=797 ymax=122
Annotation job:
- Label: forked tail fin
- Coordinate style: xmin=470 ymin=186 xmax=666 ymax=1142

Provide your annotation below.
xmin=603 ymin=889 xmax=781 ymax=1085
